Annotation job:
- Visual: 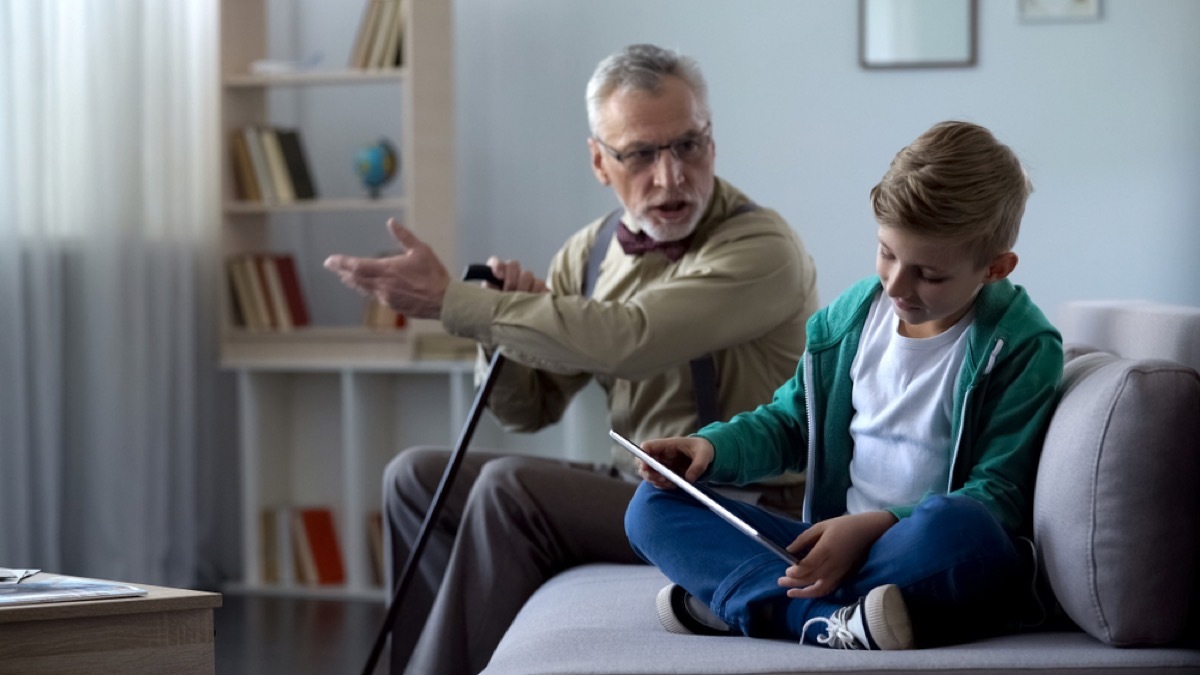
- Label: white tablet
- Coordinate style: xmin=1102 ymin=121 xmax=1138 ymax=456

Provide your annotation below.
xmin=611 ymin=429 xmax=799 ymax=565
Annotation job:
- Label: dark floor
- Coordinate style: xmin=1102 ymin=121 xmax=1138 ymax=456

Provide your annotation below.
xmin=214 ymin=593 xmax=390 ymax=675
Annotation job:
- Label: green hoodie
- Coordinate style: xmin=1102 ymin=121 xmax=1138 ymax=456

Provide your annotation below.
xmin=698 ymin=276 xmax=1063 ymax=535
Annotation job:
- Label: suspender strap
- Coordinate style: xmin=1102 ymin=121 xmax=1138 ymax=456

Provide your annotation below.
xmin=582 ymin=202 xmax=759 ymax=429
xmin=583 ymin=209 xmax=623 ymax=298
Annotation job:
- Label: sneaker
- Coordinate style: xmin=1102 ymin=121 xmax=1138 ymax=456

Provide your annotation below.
xmin=800 ymin=584 xmax=914 ymax=650
xmin=656 ymin=584 xmax=738 ymax=636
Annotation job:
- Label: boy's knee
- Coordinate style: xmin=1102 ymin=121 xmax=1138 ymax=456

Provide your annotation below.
xmin=625 ymin=482 xmax=691 ymax=550
xmin=915 ymin=494 xmax=1006 ymax=544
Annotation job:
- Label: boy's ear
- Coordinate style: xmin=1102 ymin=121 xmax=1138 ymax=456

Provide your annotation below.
xmin=983 ymin=251 xmax=1019 ymax=283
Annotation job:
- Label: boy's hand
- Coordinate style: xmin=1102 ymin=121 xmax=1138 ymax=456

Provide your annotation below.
xmin=637 ymin=437 xmax=714 ymax=488
xmin=777 ymin=511 xmax=897 ymax=598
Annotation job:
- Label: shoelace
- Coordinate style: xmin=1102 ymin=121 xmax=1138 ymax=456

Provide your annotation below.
xmin=801 ymin=605 xmax=866 ymax=649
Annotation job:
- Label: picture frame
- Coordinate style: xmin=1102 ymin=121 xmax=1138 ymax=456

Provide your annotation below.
xmin=859 ymin=0 xmax=978 ymax=69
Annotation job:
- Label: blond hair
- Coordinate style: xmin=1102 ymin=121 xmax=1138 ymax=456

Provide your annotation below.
xmin=870 ymin=121 xmax=1032 ymax=267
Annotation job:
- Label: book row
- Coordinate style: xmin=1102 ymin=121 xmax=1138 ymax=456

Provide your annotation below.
xmin=230 ymin=126 xmax=318 ymax=205
xmin=349 ymin=0 xmax=408 ymax=70
xmin=259 ymin=507 xmax=386 ymax=588
xmin=226 ymin=253 xmax=311 ymax=332
xmin=226 ymin=251 xmax=417 ymax=333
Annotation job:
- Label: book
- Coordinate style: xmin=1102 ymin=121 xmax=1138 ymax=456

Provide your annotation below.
xmin=251 ymin=254 xmax=279 ymax=329
xmin=275 ymin=128 xmax=318 ymax=200
xmin=0 ymin=574 xmax=147 ymax=606
xmin=381 ymin=0 xmax=407 ymax=68
xmin=228 ymin=255 xmax=268 ymax=331
xmin=260 ymin=509 xmax=280 ymax=584
xmin=367 ymin=510 xmax=385 ymax=587
xmin=260 ymin=506 xmax=295 ymax=585
xmin=276 ymin=507 xmax=296 ymax=585
xmin=291 ymin=510 xmax=317 ymax=584
xmin=349 ymin=0 xmax=384 ymax=69
xmin=259 ymin=127 xmax=296 ymax=204
xmin=241 ymin=126 xmax=277 ymax=204
xmin=260 ymin=254 xmax=294 ymax=331
xmin=367 ymin=0 xmax=398 ymax=69
xmin=294 ymin=507 xmax=346 ymax=585
xmin=226 ymin=257 xmax=249 ymax=328
xmin=364 ymin=297 xmax=406 ymax=329
xmin=274 ymin=254 xmax=311 ymax=327
xmin=230 ymin=130 xmax=261 ymax=201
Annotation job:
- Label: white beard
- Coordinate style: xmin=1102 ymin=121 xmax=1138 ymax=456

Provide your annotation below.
xmin=627 ymin=208 xmax=701 ymax=243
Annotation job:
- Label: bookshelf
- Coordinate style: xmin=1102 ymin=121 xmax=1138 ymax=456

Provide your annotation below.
xmin=218 ymin=0 xmax=461 ymax=600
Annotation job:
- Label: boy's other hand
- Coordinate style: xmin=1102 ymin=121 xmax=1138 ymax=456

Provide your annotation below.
xmin=637 ymin=437 xmax=714 ymax=488
xmin=777 ymin=511 xmax=897 ymax=598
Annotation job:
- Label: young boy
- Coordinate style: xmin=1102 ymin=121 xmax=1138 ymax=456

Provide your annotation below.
xmin=624 ymin=120 xmax=1063 ymax=650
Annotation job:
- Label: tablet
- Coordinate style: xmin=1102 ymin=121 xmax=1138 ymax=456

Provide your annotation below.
xmin=610 ymin=429 xmax=799 ymax=565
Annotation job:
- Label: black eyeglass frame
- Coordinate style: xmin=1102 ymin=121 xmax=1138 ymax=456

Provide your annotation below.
xmin=592 ymin=122 xmax=713 ymax=172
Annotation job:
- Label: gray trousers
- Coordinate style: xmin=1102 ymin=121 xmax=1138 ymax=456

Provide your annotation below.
xmin=383 ymin=447 xmax=643 ymax=675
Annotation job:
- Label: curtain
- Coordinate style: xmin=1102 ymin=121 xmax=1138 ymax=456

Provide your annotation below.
xmin=0 ymin=1 xmax=233 ymax=588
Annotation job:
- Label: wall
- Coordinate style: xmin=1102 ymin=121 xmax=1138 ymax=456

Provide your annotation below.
xmin=454 ymin=0 xmax=1200 ymax=318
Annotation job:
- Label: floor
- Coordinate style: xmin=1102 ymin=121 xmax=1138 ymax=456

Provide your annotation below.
xmin=213 ymin=593 xmax=390 ymax=674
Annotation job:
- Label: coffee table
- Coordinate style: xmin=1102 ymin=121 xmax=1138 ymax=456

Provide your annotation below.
xmin=0 ymin=573 xmax=222 ymax=674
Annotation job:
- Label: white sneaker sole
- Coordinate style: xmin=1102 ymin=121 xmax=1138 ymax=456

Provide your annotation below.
xmin=865 ymin=584 xmax=915 ymax=650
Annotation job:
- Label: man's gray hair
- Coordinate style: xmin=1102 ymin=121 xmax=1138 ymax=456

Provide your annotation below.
xmin=585 ymin=44 xmax=709 ymax=135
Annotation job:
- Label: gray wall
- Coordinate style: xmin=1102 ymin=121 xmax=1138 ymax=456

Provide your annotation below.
xmin=454 ymin=0 xmax=1200 ymax=319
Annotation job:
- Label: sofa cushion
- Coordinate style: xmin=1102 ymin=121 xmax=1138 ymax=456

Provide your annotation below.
xmin=484 ymin=564 xmax=1200 ymax=674
xmin=1034 ymin=351 xmax=1200 ymax=646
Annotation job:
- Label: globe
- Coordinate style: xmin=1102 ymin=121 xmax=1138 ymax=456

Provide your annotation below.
xmin=354 ymin=138 xmax=398 ymax=198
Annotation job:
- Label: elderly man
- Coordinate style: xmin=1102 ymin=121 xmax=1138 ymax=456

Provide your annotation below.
xmin=326 ymin=43 xmax=819 ymax=675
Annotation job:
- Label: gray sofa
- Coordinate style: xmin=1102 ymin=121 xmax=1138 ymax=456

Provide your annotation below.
xmin=482 ymin=300 xmax=1200 ymax=674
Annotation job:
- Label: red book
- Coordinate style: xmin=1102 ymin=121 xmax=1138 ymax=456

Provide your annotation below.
xmin=296 ymin=508 xmax=345 ymax=585
xmin=274 ymin=254 xmax=311 ymax=327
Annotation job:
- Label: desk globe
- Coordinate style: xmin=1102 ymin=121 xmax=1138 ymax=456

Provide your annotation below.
xmin=354 ymin=138 xmax=397 ymax=198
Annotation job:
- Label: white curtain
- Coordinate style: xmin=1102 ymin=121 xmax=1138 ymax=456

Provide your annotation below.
xmin=0 ymin=1 xmax=232 ymax=587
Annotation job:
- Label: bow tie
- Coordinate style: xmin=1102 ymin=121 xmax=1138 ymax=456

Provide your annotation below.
xmin=616 ymin=222 xmax=692 ymax=262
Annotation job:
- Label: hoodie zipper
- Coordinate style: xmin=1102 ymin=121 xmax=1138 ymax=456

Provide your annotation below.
xmin=946 ymin=338 xmax=1004 ymax=491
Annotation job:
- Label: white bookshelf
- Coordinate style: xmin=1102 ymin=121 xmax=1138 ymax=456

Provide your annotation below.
xmin=218 ymin=0 xmax=461 ymax=599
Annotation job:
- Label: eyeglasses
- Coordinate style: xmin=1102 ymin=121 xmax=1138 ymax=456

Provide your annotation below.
xmin=593 ymin=123 xmax=712 ymax=174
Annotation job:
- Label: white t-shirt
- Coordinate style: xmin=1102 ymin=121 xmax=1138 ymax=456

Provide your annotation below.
xmin=845 ymin=294 xmax=974 ymax=515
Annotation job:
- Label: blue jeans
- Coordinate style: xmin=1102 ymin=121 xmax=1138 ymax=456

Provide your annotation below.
xmin=625 ymin=482 xmax=1024 ymax=645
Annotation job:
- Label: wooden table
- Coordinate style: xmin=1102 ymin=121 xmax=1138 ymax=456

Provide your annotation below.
xmin=0 ymin=574 xmax=222 ymax=674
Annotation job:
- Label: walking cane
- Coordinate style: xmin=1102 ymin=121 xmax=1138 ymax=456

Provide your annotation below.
xmin=361 ymin=264 xmax=504 ymax=675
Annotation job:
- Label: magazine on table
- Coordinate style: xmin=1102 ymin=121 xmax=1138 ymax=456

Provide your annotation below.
xmin=0 ymin=571 xmax=147 ymax=606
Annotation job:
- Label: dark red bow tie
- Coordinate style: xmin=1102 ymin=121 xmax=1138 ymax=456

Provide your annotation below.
xmin=616 ymin=222 xmax=692 ymax=262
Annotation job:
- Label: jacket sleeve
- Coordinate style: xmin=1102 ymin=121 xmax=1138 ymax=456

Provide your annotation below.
xmin=440 ymin=218 xmax=813 ymax=381
xmin=697 ymin=358 xmax=810 ymax=484
xmin=450 ymin=235 xmax=597 ymax=433
xmin=472 ymin=347 xmax=594 ymax=433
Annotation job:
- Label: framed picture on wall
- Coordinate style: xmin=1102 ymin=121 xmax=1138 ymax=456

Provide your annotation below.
xmin=859 ymin=0 xmax=977 ymax=69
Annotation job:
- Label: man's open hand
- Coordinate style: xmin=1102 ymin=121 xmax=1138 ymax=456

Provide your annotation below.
xmin=324 ymin=218 xmax=451 ymax=320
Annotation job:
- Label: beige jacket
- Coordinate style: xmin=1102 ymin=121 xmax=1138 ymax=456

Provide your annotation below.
xmin=441 ymin=177 xmax=819 ymax=479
